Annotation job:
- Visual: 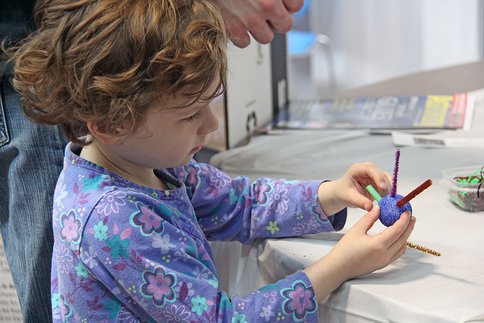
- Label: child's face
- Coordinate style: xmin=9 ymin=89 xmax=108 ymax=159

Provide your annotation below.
xmin=105 ymin=95 xmax=219 ymax=170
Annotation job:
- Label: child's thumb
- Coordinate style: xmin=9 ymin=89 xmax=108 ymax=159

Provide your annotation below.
xmin=355 ymin=205 xmax=380 ymax=232
xmin=353 ymin=194 xmax=374 ymax=211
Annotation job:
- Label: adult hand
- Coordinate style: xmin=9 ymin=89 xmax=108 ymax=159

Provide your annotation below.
xmin=317 ymin=162 xmax=392 ymax=215
xmin=212 ymin=0 xmax=304 ymax=48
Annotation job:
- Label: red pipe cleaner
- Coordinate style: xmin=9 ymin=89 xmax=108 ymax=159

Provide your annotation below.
xmin=397 ymin=179 xmax=432 ymax=207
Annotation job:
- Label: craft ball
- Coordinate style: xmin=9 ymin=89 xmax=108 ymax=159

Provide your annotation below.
xmin=379 ymin=194 xmax=412 ymax=227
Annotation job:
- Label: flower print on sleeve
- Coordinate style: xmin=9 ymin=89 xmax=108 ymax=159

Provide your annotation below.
xmin=268 ymin=183 xmax=289 ymax=215
xmin=55 ymin=243 xmax=74 ymax=275
xmin=117 ymin=306 xmax=144 ymax=322
xmin=74 ymin=262 xmax=89 ymax=279
xmin=183 ymin=163 xmax=202 ymax=194
xmin=292 ymin=213 xmax=321 ymax=236
xmin=129 ymin=201 xmax=165 ymax=236
xmin=161 ymin=304 xmax=191 ymax=322
xmin=281 ymin=280 xmax=318 ymax=322
xmin=95 ymin=190 xmax=127 ymax=216
xmin=81 ymin=172 xmax=111 ymax=191
xmin=152 ymin=233 xmax=175 ymax=255
xmin=208 ymin=167 xmax=231 ymax=189
xmin=201 ymin=166 xmax=230 ymax=198
xmin=254 ymin=181 xmax=273 ymax=206
xmin=259 ymin=305 xmax=275 ymax=321
xmin=59 ymin=295 xmax=72 ymax=322
xmin=105 ymin=231 xmax=131 ymax=260
xmin=92 ymin=221 xmax=108 ymax=241
xmin=81 ymin=245 xmax=99 ymax=269
xmin=190 ymin=295 xmax=208 ymax=316
xmin=59 ymin=210 xmax=82 ymax=244
xmin=266 ymin=221 xmax=280 ymax=235
xmin=140 ymin=266 xmax=177 ymax=307
xmin=51 ymin=288 xmax=73 ymax=322
xmin=232 ymin=311 xmax=248 ymax=323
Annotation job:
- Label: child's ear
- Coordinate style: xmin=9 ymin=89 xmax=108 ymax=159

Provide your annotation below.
xmin=86 ymin=121 xmax=119 ymax=145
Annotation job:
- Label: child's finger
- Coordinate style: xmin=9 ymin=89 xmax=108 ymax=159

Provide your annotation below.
xmin=354 ymin=195 xmax=373 ymax=211
xmin=389 ymin=241 xmax=407 ymax=263
xmin=389 ymin=216 xmax=416 ymax=254
xmin=364 ymin=167 xmax=391 ymax=193
xmin=352 ymin=205 xmax=380 ymax=233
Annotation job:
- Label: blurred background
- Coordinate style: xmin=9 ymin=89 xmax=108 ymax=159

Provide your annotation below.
xmin=288 ymin=0 xmax=483 ymax=99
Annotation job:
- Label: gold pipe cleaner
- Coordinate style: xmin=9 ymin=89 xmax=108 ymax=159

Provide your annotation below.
xmin=406 ymin=241 xmax=441 ymax=257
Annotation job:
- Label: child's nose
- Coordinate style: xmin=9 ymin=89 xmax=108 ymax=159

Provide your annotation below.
xmin=199 ymin=104 xmax=219 ymax=135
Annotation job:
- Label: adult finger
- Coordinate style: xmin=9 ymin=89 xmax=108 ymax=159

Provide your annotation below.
xmin=230 ymin=32 xmax=251 ymax=48
xmin=283 ymin=0 xmax=305 ymax=13
xmin=248 ymin=22 xmax=275 ymax=44
xmin=262 ymin=0 xmax=296 ymax=33
xmin=227 ymin=22 xmax=252 ymax=48
xmin=267 ymin=13 xmax=293 ymax=34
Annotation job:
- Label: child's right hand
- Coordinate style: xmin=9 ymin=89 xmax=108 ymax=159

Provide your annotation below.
xmin=317 ymin=162 xmax=392 ymax=215
xmin=304 ymin=205 xmax=415 ymax=302
xmin=328 ymin=205 xmax=415 ymax=279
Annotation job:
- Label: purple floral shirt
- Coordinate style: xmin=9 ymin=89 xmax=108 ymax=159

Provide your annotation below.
xmin=51 ymin=143 xmax=346 ymax=322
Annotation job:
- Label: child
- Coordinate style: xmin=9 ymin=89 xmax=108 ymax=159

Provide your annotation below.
xmin=10 ymin=0 xmax=415 ymax=321
xmin=0 ymin=0 xmax=306 ymax=321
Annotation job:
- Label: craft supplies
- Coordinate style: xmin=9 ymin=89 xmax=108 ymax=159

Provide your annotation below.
xmin=443 ymin=165 xmax=484 ymax=212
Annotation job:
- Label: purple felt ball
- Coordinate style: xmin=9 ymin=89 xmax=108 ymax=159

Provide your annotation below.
xmin=378 ymin=194 xmax=412 ymax=227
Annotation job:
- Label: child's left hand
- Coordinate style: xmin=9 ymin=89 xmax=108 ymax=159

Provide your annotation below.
xmin=317 ymin=162 xmax=392 ymax=215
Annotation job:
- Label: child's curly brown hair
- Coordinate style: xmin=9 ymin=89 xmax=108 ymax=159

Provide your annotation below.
xmin=5 ymin=0 xmax=227 ymax=145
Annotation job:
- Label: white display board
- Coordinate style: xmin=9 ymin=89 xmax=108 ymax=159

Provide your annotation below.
xmin=224 ymin=40 xmax=273 ymax=149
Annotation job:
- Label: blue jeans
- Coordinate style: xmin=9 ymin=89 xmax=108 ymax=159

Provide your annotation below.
xmin=0 ymin=75 xmax=67 ymax=322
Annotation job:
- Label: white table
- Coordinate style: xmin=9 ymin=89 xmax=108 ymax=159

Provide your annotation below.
xmin=209 ymin=61 xmax=484 ymax=322
xmin=209 ymin=129 xmax=484 ymax=322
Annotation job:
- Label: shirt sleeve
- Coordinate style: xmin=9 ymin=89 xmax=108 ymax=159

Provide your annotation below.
xmin=80 ymin=190 xmax=320 ymax=322
xmin=175 ymin=161 xmax=347 ymax=243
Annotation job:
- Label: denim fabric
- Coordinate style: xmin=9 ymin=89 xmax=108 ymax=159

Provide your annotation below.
xmin=0 ymin=75 xmax=67 ymax=322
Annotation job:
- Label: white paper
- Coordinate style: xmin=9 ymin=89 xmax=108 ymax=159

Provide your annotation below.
xmin=392 ymin=129 xmax=484 ymax=148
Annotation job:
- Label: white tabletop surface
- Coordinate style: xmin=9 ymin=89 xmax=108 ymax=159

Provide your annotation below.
xmin=209 ymin=128 xmax=484 ymax=323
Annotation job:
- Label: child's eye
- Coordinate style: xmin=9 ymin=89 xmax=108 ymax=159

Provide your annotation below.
xmin=183 ymin=112 xmax=201 ymax=122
